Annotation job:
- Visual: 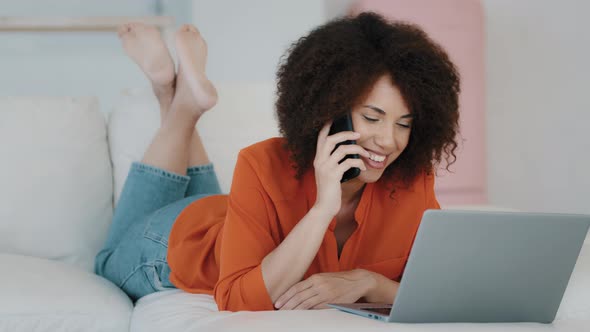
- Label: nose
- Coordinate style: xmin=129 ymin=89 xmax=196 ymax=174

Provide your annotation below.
xmin=373 ymin=124 xmax=396 ymax=151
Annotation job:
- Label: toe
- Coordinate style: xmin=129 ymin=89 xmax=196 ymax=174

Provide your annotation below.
xmin=117 ymin=23 xmax=131 ymax=37
xmin=179 ymin=24 xmax=200 ymax=35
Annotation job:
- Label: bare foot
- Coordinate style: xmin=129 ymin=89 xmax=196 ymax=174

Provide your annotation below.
xmin=118 ymin=23 xmax=175 ymax=120
xmin=172 ymin=24 xmax=218 ymax=116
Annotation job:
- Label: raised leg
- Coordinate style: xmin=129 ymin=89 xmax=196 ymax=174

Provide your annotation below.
xmin=99 ymin=23 xmax=193 ymax=250
xmin=177 ymin=24 xmax=217 ymax=168
xmin=118 ymin=22 xmax=175 ymax=121
xmin=96 ymin=24 xmax=220 ymax=296
xmin=141 ymin=24 xmax=218 ymax=175
xmin=188 ymin=128 xmax=211 ymax=167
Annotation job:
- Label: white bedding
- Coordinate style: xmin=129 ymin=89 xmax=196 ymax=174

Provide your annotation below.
xmin=131 ymin=245 xmax=589 ymax=332
xmin=131 ymin=291 xmax=588 ymax=332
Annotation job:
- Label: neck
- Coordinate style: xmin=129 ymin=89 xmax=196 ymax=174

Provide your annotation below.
xmin=340 ymin=178 xmax=365 ymax=206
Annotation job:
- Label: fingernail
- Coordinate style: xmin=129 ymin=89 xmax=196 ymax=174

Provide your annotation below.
xmin=353 ymin=132 xmax=360 ymax=137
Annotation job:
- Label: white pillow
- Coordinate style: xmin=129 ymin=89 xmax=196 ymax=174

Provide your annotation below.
xmin=0 ymin=97 xmax=113 ymax=271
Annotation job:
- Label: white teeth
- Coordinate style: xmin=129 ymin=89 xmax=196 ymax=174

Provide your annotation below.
xmin=369 ymin=153 xmax=386 ymax=162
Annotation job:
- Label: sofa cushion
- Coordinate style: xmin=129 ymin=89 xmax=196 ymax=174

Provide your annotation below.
xmin=108 ymin=84 xmax=278 ymax=206
xmin=107 ymin=88 xmax=160 ymax=207
xmin=0 ymin=97 xmax=113 ymax=271
xmin=0 ymin=253 xmax=133 ymax=332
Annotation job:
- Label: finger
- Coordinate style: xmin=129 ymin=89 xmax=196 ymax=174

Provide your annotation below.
xmin=275 ymin=280 xmax=312 ymax=309
xmin=322 ymin=131 xmax=361 ymax=158
xmin=336 ymin=158 xmax=367 ymax=174
xmin=328 ymin=144 xmax=371 ymax=164
xmin=293 ymin=294 xmax=323 ymax=310
xmin=280 ymin=287 xmax=318 ymax=310
xmin=311 ymin=302 xmax=331 ymax=310
xmin=315 ymin=121 xmax=333 ymax=153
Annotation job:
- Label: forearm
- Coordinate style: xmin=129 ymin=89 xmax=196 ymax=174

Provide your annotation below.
xmin=363 ymin=270 xmax=400 ymax=303
xmin=262 ymin=206 xmax=333 ymax=302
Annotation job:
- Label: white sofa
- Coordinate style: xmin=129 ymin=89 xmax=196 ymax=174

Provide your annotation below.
xmin=0 ymin=91 xmax=588 ymax=331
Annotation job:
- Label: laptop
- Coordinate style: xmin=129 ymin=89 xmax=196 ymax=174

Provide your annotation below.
xmin=328 ymin=210 xmax=590 ymax=323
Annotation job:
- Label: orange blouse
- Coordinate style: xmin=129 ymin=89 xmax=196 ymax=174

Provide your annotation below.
xmin=167 ymin=137 xmax=440 ymax=311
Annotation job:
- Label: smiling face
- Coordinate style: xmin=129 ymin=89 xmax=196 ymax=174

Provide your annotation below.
xmin=350 ymin=74 xmax=412 ymax=184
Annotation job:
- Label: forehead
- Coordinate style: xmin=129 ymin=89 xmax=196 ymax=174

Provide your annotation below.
xmin=356 ymin=75 xmax=410 ymax=117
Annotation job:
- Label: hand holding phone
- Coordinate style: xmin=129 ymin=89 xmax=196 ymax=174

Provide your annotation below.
xmin=328 ymin=113 xmax=361 ymax=183
xmin=313 ymin=117 xmax=368 ymax=217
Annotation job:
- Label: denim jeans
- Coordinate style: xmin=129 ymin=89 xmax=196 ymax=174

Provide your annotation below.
xmin=94 ymin=161 xmax=222 ymax=301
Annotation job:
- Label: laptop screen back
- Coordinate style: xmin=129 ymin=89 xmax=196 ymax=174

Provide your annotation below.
xmin=388 ymin=210 xmax=589 ymax=323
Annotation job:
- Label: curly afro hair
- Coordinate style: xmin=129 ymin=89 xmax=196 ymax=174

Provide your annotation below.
xmin=275 ymin=12 xmax=460 ymax=191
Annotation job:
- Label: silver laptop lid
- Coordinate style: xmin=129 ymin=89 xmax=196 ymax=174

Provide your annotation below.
xmin=390 ymin=210 xmax=590 ymax=323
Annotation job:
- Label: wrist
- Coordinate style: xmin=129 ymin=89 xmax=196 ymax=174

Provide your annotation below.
xmin=310 ymin=204 xmax=336 ymax=221
xmin=358 ymin=269 xmax=379 ymax=300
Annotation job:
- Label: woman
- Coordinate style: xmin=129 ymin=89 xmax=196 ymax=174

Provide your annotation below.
xmin=95 ymin=12 xmax=460 ymax=312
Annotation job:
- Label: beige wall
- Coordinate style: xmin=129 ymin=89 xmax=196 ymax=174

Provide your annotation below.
xmin=194 ymin=0 xmax=590 ymax=214
xmin=484 ymin=0 xmax=590 ymax=214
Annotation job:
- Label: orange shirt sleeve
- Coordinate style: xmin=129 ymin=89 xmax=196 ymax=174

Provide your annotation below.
xmin=213 ymin=149 xmax=278 ymax=311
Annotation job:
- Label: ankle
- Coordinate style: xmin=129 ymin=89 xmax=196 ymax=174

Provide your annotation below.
xmin=163 ymin=107 xmax=200 ymax=130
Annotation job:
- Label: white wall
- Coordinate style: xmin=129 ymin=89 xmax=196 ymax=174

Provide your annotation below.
xmin=0 ymin=0 xmax=190 ymax=114
xmin=188 ymin=0 xmax=326 ymax=190
xmin=483 ymin=0 xmax=590 ymax=214
xmin=191 ymin=0 xmax=325 ymax=83
xmin=1 ymin=0 xmax=588 ymax=214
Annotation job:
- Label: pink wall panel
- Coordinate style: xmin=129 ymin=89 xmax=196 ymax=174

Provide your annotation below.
xmin=350 ymin=0 xmax=487 ymax=205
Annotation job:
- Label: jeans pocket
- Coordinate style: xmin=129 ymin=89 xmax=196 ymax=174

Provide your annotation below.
xmin=143 ymin=208 xmax=174 ymax=247
xmin=120 ymin=260 xmax=174 ymax=300
xmin=143 ymin=197 xmax=199 ymax=247
xmin=145 ymin=260 xmax=174 ymax=291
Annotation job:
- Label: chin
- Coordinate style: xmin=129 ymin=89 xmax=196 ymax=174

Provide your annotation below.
xmin=356 ymin=169 xmax=384 ymax=184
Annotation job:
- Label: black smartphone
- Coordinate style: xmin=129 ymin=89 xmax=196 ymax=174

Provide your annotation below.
xmin=328 ymin=113 xmax=361 ymax=183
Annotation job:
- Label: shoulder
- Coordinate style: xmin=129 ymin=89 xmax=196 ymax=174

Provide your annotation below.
xmin=233 ymin=137 xmax=302 ymax=200
xmin=240 ymin=137 xmax=288 ymax=160
xmin=238 ymin=137 xmax=293 ymax=174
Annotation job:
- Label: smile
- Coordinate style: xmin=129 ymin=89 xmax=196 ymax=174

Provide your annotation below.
xmin=368 ymin=153 xmax=386 ymax=162
xmin=361 ymin=149 xmax=389 ymax=170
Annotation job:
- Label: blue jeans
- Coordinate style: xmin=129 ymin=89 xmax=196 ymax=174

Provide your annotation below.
xmin=94 ymin=161 xmax=222 ymax=301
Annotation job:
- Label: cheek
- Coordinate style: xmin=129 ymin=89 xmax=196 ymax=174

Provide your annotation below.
xmin=396 ymin=131 xmax=411 ymax=150
xmin=352 ymin=121 xmax=370 ymax=136
xmin=383 ymin=133 xmax=410 ymax=167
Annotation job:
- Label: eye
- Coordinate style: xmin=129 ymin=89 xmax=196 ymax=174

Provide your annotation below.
xmin=397 ymin=123 xmax=411 ymax=129
xmin=363 ymin=115 xmax=378 ymax=122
